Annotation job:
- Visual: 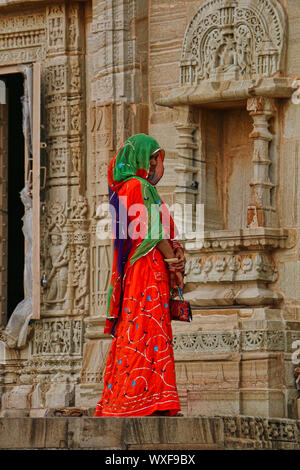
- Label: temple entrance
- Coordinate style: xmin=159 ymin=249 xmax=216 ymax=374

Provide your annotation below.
xmin=0 ymin=73 xmax=25 ymax=325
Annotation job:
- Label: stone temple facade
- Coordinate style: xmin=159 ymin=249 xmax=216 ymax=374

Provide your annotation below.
xmin=0 ymin=0 xmax=300 ymax=435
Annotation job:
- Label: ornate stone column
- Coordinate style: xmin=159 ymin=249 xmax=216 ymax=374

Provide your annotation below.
xmin=174 ymin=105 xmax=199 ymax=237
xmin=246 ymin=97 xmax=277 ymax=228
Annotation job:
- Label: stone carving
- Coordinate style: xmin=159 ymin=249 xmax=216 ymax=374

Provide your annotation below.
xmin=67 ymin=196 xmax=90 ymax=315
xmin=45 ymin=64 xmax=67 ymax=95
xmin=70 ymin=100 xmax=82 ymax=133
xmin=173 ymin=331 xmax=240 ymax=354
xmin=241 ymin=330 xmax=285 ymax=351
xmin=247 ymin=97 xmax=277 ymax=227
xmin=67 ymin=5 xmax=80 ymax=51
xmin=44 ymin=230 xmax=70 ymax=308
xmin=116 ymin=102 xmax=133 ymax=149
xmin=68 ymin=195 xmax=88 ymax=221
xmin=42 ymin=191 xmax=89 ymax=314
xmin=48 ymin=145 xmax=68 ymax=178
xmin=47 ymin=95 xmax=68 ymax=135
xmin=185 ymin=228 xmax=290 ymax=252
xmin=224 ymin=416 xmax=298 ymax=448
xmin=71 ymin=144 xmax=81 ymax=176
xmin=91 ymin=103 xmax=113 ymax=152
xmin=40 ymin=200 xmax=73 ymax=313
xmin=91 ymin=0 xmax=136 ymax=101
xmin=45 ymin=201 xmax=67 ymax=231
xmin=180 ymin=0 xmax=286 ymax=84
xmin=32 ymin=318 xmax=83 ymax=356
xmin=185 ymin=253 xmax=277 ymax=283
xmin=0 ymin=11 xmax=46 ymax=65
xmin=46 ymin=5 xmax=65 ymax=54
xmin=173 ymin=330 xmax=285 ymax=354
xmin=73 ymin=245 xmax=89 ymax=313
xmin=69 ymin=57 xmax=81 ymax=91
xmin=90 ymin=103 xmax=113 ymax=198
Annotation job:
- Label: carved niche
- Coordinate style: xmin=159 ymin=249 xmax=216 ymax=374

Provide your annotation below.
xmin=180 ymin=0 xmax=286 ymax=84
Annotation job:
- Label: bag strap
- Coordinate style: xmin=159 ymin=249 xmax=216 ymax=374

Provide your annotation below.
xmin=171 ymin=286 xmax=184 ymax=300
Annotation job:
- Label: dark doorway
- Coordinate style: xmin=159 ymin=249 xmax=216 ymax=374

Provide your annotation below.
xmin=3 ymin=73 xmax=25 ymax=321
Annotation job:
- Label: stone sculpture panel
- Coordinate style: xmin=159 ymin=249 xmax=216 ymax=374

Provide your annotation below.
xmin=180 ymin=0 xmax=286 ymax=84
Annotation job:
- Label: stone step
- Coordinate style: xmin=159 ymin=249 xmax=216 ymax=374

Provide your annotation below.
xmin=0 ymin=415 xmax=299 ymax=450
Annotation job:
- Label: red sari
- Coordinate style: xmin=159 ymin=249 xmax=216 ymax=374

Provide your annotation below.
xmin=94 ymin=177 xmax=181 ymax=417
xmin=94 ymin=246 xmax=181 ymax=416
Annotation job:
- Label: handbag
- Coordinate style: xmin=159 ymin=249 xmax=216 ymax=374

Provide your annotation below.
xmin=169 ymin=286 xmax=192 ymax=322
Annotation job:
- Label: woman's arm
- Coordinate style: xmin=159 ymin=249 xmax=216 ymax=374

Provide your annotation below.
xmin=156 ymin=239 xmax=176 ymax=259
xmin=156 ymin=239 xmax=184 ymax=290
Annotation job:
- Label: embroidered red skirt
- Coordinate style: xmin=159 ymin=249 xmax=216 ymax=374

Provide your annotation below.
xmin=94 ymin=247 xmax=181 ymax=417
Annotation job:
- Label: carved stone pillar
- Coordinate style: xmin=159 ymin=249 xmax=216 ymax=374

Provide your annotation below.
xmin=247 ymin=97 xmax=277 ymax=228
xmin=174 ymin=106 xmax=199 ymax=237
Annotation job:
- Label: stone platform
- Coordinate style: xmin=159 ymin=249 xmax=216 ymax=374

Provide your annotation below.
xmin=0 ymin=415 xmax=299 ymax=450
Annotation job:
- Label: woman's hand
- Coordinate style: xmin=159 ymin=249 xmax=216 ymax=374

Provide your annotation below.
xmin=173 ymin=248 xmax=186 ymax=272
xmin=169 ymin=271 xmax=184 ymax=295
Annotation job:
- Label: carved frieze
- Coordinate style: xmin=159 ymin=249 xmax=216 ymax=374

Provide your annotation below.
xmin=40 ymin=195 xmax=90 ymax=316
xmin=184 ymin=228 xmax=291 ymax=252
xmin=173 ymin=329 xmax=290 ymax=355
xmin=0 ymin=3 xmax=83 ymax=65
xmin=45 ymin=63 xmax=68 ymax=95
xmin=32 ymin=318 xmax=83 ymax=356
xmin=0 ymin=10 xmax=46 ymax=64
xmin=48 ymin=143 xmax=68 ymax=178
xmin=173 ymin=331 xmax=239 ymax=354
xmin=185 ymin=253 xmax=277 ymax=283
xmin=224 ymin=416 xmax=298 ymax=448
xmin=46 ymin=5 xmax=66 ymax=55
xmin=45 ymin=94 xmax=84 ymax=137
xmin=181 ymin=0 xmax=286 ymax=85
xmin=47 ymin=136 xmax=82 ymax=180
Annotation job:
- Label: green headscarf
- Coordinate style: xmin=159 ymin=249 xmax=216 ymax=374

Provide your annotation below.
xmin=110 ymin=134 xmax=161 ymax=187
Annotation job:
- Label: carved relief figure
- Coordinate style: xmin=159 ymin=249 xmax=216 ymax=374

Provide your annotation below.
xmin=73 ymin=245 xmax=89 ymax=312
xmin=68 ymin=195 xmax=88 ymax=220
xmin=44 ymin=231 xmax=70 ymax=306
xmin=216 ymin=34 xmax=239 ymax=73
xmin=181 ymin=0 xmax=286 ymax=84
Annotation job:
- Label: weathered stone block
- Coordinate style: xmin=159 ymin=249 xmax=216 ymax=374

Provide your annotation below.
xmin=80 ymin=339 xmax=111 ymax=384
xmin=75 ymin=383 xmax=101 ymax=409
xmin=240 ymin=390 xmax=285 ymax=418
xmin=187 ymin=390 xmax=240 ymax=417
xmin=44 ymin=383 xmax=75 ymax=408
xmin=68 ymin=416 xmax=125 ymax=449
xmin=1 ymin=385 xmax=33 ymax=411
xmin=175 ymin=360 xmax=240 ymax=391
xmin=240 ymin=355 xmax=284 ymax=389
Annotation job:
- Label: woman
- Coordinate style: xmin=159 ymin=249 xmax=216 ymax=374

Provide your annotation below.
xmin=94 ymin=134 xmax=185 ymax=417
